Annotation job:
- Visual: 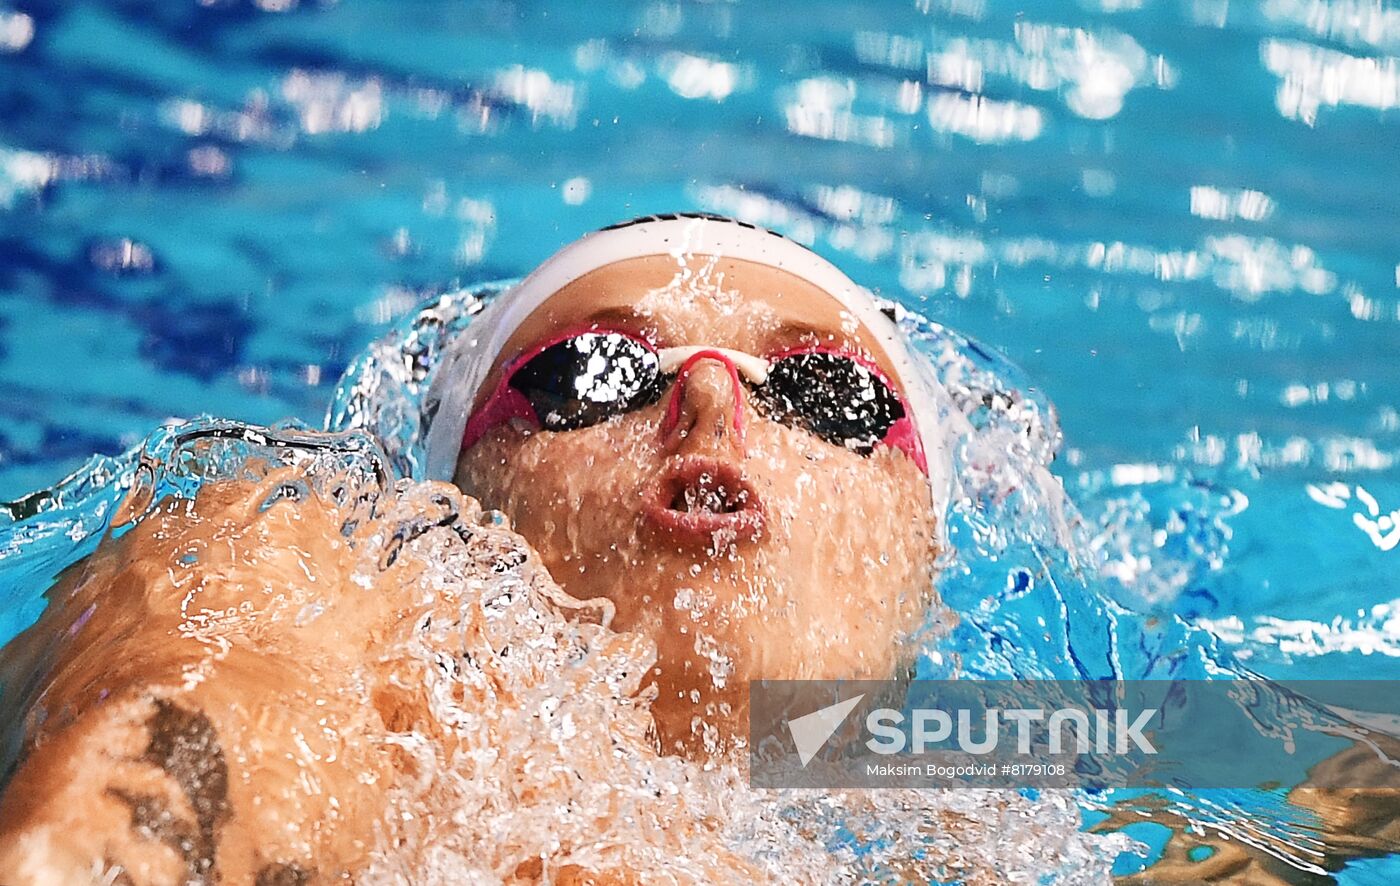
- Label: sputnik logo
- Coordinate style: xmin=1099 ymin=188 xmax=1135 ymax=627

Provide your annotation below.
xmin=786 ymin=694 xmax=865 ymax=767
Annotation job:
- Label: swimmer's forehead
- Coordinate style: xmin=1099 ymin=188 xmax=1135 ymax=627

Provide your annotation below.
xmin=493 ymin=254 xmax=902 ymax=373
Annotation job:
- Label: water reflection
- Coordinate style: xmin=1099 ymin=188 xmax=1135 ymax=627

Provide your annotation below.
xmin=1264 ymin=39 xmax=1400 ymax=124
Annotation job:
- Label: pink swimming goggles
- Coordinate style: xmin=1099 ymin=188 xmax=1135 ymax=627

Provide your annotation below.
xmin=460 ymin=325 xmax=928 ymax=475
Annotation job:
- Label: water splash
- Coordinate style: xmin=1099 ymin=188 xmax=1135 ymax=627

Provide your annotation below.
xmin=0 ymin=420 xmax=1126 ymax=883
xmin=0 ymin=283 xmax=1386 ymax=880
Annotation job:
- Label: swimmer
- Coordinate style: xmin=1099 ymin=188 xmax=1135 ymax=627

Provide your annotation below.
xmin=426 ymin=213 xmax=957 ymax=753
xmin=5 ymin=216 xmax=1389 ymax=883
xmin=0 ymin=215 xmax=963 ymax=882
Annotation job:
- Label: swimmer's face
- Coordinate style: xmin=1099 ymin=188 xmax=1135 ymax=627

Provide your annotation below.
xmin=454 ymin=255 xmax=939 ymax=753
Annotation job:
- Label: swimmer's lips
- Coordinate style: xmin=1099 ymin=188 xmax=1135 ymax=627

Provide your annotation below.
xmin=644 ymin=457 xmax=765 ymax=542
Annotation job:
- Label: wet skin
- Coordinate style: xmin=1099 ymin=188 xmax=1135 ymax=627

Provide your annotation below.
xmin=454 ymin=254 xmax=942 ymax=754
xmin=0 ymin=478 xmax=767 ymax=884
xmin=0 ymin=252 xmax=943 ymax=881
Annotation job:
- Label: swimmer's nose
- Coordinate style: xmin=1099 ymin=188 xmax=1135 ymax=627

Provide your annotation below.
xmin=658 ymin=350 xmax=748 ymax=456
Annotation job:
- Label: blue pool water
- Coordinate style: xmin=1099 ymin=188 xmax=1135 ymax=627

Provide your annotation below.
xmin=2 ymin=0 xmax=1400 ymax=879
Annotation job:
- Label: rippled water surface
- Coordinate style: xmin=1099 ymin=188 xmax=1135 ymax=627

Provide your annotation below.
xmin=2 ymin=0 xmax=1400 ymax=881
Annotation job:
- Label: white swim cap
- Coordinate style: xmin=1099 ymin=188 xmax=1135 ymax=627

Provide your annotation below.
xmin=424 ymin=213 xmax=965 ymax=522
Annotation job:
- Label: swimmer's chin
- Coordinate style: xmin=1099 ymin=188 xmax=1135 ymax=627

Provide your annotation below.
xmin=642 ymin=455 xmax=766 ymax=545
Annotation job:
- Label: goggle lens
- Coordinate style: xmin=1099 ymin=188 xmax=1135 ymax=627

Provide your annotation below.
xmin=509 ymin=332 xmax=666 ymax=431
xmin=748 ymin=351 xmax=905 ymax=456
